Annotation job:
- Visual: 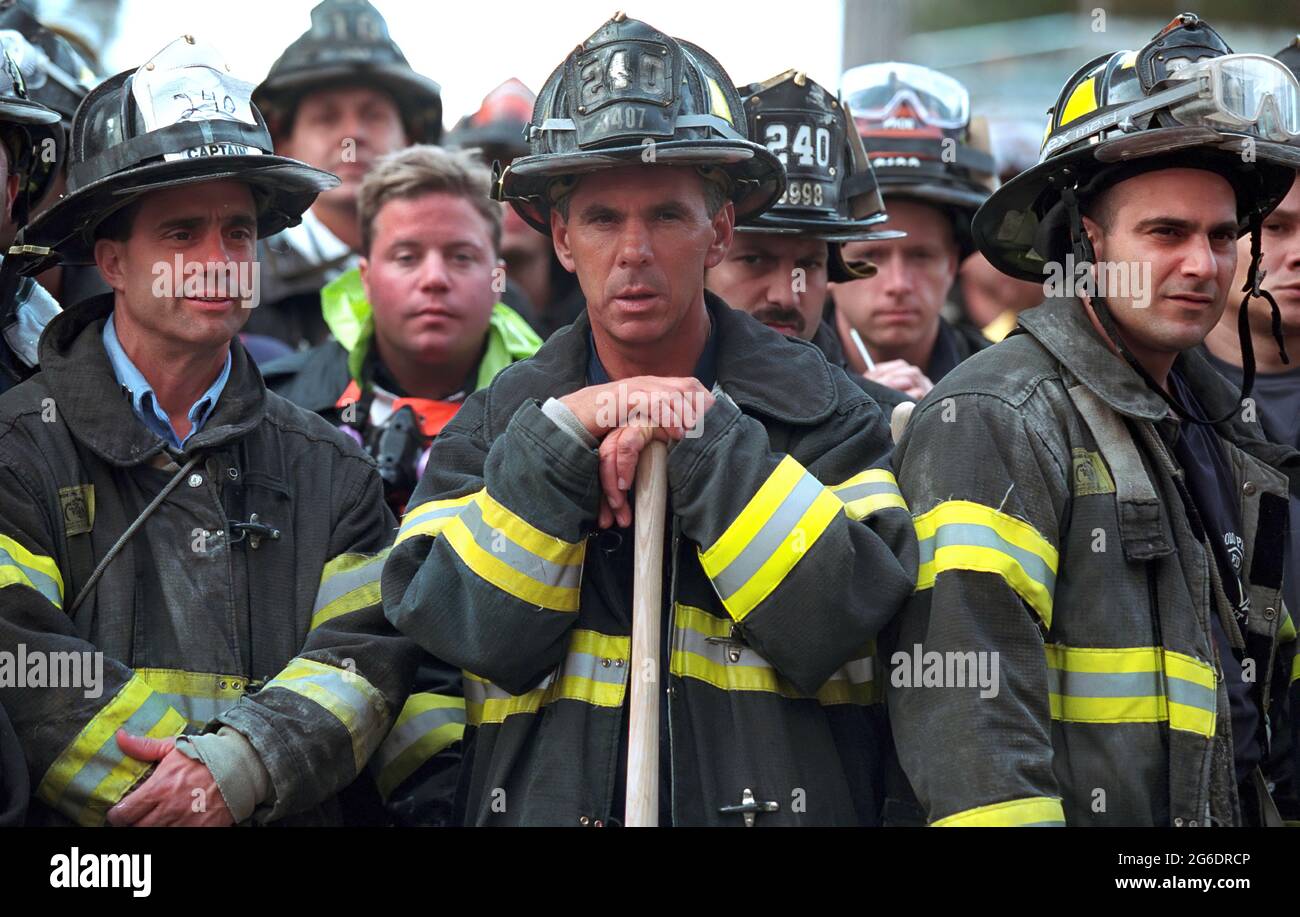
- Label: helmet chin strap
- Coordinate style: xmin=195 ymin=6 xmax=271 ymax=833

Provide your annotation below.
xmin=1055 ymin=171 xmax=1258 ymax=427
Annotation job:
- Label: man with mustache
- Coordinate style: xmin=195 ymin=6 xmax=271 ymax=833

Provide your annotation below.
xmin=0 ymin=37 xmax=419 ymax=826
xmin=705 ymin=69 xmax=909 ymax=414
xmin=829 ymin=62 xmax=996 ymax=400
xmin=888 ymin=15 xmax=1300 ymax=826
xmin=248 ymin=0 xmax=441 ymax=349
xmin=382 ymin=13 xmax=917 ymax=826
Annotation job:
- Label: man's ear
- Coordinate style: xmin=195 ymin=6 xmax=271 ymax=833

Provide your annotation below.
xmin=93 ymin=238 xmax=128 ymax=293
xmin=704 ymin=200 xmax=734 ymax=270
xmin=1080 ymin=214 xmax=1104 ymax=261
xmin=358 ymin=255 xmax=370 ymax=299
xmin=551 ymin=208 xmax=576 ymax=273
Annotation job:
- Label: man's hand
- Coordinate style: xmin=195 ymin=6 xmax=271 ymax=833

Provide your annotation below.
xmin=559 ymin=376 xmax=713 ymax=441
xmin=559 ymin=376 xmax=713 ymax=528
xmin=105 ymin=730 xmax=235 ymax=827
xmin=865 ymin=359 xmax=934 ymax=401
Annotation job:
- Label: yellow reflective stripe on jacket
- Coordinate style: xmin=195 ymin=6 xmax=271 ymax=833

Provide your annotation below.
xmin=699 ymin=455 xmax=843 ymax=622
xmin=0 ymin=532 xmax=65 ymax=609
xmin=914 ymin=500 xmax=1058 ymax=628
xmin=36 ymin=674 xmax=187 ymax=826
xmin=932 ymin=796 xmax=1066 ymax=827
xmin=395 ymin=491 xmax=481 ymax=545
xmin=1292 ymin=653 xmax=1300 ymax=687
xmin=442 ymin=491 xmax=585 ymax=612
xmin=1045 ymin=644 xmax=1217 ymax=737
xmin=262 ymin=657 xmax=388 ymax=772
xmin=830 ymin=468 xmax=907 ymax=521
xmin=311 ymin=549 xmax=388 ymax=630
xmin=670 ymin=604 xmax=880 ymax=705
xmin=1280 ymin=611 xmax=1296 ymax=643
xmin=371 ymin=692 xmax=466 ymax=800
xmin=135 ymin=668 xmax=247 ymax=729
xmin=464 ymin=629 xmax=629 ymax=726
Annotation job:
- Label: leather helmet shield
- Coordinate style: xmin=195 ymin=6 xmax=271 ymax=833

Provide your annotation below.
xmin=565 ymin=25 xmax=680 ymax=147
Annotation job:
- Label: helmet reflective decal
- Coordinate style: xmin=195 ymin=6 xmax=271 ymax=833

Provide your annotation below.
xmin=570 ymin=38 xmax=677 ymax=145
xmin=706 ymin=76 xmax=732 ymax=125
xmin=132 ymin=38 xmax=261 ymax=162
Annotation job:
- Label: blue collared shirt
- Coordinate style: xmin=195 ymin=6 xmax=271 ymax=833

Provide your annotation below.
xmin=102 ymin=313 xmax=232 ymax=449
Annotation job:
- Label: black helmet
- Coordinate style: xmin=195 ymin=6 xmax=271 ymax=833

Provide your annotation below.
xmin=0 ymin=4 xmax=96 ymax=223
xmin=496 ymin=12 xmax=785 ymax=234
xmin=446 ymin=78 xmax=536 ymax=164
xmin=0 ymin=40 xmax=59 ymax=227
xmin=738 ymin=69 xmax=901 ymax=281
xmin=0 ymin=1 xmax=95 ymax=124
xmin=254 ymin=0 xmax=442 ymax=144
xmin=974 ymin=15 xmax=1299 ymax=283
xmin=975 ymin=14 xmax=1300 ymax=424
xmin=841 ymin=60 xmax=996 ymax=257
xmin=20 ymin=35 xmax=338 ymax=266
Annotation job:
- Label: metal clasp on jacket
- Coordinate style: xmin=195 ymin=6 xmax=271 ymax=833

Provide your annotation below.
xmin=719 ymin=788 xmax=779 ymax=827
xmin=228 ymin=513 xmax=281 ymax=549
xmin=705 ymin=625 xmax=749 ymax=664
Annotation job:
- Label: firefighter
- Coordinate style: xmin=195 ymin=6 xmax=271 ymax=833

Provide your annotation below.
xmin=0 ymin=36 xmax=419 ymax=826
xmin=704 ymin=68 xmax=909 ymax=413
xmin=830 ymin=61 xmax=996 ymax=399
xmin=888 ymin=14 xmax=1300 ymax=826
xmin=381 ymin=12 xmax=917 ymax=826
xmin=249 ymin=0 xmax=441 ymax=349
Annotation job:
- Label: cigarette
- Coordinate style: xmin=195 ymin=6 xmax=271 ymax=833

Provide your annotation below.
xmin=849 ymin=328 xmax=876 ymax=372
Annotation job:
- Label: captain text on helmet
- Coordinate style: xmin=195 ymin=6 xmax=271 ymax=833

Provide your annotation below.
xmin=888 ymin=14 xmax=1300 ymax=827
xmin=829 ymin=62 xmax=996 ymax=400
xmin=0 ymin=35 xmax=420 ymax=826
xmin=704 ymin=68 xmax=910 ymax=415
xmin=381 ymin=12 xmax=918 ymax=826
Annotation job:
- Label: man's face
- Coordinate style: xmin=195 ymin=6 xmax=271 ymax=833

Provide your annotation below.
xmin=360 ymin=191 xmax=499 ymax=370
xmin=94 ymin=180 xmax=258 ymax=348
xmin=1083 ymin=168 xmax=1238 ymax=356
xmin=830 ymin=198 xmax=958 ymax=352
xmin=281 ymin=86 xmax=408 ymax=207
xmin=705 ymin=233 xmax=828 ymax=340
xmin=1227 ymin=179 xmax=1300 ymax=338
xmin=500 ymin=202 xmax=553 ymax=305
xmin=551 ymin=164 xmax=732 ymax=349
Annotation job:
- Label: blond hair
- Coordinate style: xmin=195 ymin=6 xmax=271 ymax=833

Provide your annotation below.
xmin=357 ymin=144 xmax=503 ymax=253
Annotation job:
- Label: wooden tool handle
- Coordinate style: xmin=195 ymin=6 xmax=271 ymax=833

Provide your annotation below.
xmin=625 ymin=439 xmax=669 ymax=827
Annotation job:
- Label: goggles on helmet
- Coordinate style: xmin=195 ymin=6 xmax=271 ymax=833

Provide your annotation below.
xmin=1044 ymin=52 xmax=1300 ymax=158
xmin=840 ymin=61 xmax=970 ymax=130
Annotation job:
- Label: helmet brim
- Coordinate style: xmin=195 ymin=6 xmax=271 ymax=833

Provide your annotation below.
xmin=24 ymin=154 xmax=339 ymax=264
xmin=254 ymin=64 xmax=443 ymax=143
xmin=973 ymin=129 xmax=1300 ymax=282
xmin=498 ymin=139 xmax=786 ymax=235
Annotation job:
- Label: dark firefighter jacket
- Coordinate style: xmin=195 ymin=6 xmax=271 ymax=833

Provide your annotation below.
xmin=888 ymin=296 xmax=1300 ymax=826
xmin=382 ymin=294 xmax=918 ymax=825
xmin=0 ymin=294 xmax=419 ymax=825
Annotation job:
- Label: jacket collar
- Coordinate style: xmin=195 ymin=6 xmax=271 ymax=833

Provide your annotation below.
xmin=496 ymin=292 xmax=838 ymax=429
xmin=39 ymin=294 xmax=267 ymax=466
xmin=1017 ymin=296 xmax=1300 ymax=489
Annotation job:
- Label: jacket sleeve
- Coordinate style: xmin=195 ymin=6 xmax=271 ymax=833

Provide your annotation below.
xmin=214 ymin=462 xmax=421 ymax=823
xmin=383 ymin=394 xmax=601 ymax=695
xmin=887 ymin=391 xmax=1070 ymax=826
xmin=0 ymin=463 xmax=188 ymax=826
xmin=669 ymin=389 xmax=918 ymax=695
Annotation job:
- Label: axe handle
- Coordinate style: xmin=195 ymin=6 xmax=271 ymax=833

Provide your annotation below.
xmin=625 ymin=440 xmax=669 ymax=827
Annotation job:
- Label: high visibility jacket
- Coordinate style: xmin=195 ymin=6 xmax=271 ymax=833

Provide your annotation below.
xmin=888 ymin=296 xmax=1300 ymax=826
xmin=382 ymin=294 xmax=918 ymax=825
xmin=264 ymin=268 xmax=542 ymax=824
xmin=0 ymin=295 xmax=420 ymax=825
